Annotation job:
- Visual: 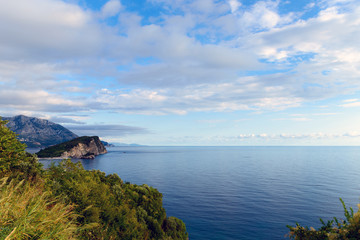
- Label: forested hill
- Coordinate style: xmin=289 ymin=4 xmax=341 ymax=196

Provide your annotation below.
xmin=3 ymin=115 xmax=78 ymax=148
xmin=37 ymin=136 xmax=107 ymax=159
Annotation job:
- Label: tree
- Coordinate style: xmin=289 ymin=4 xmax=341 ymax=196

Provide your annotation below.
xmin=0 ymin=117 xmax=42 ymax=180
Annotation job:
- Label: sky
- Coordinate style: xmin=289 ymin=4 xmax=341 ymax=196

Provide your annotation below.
xmin=0 ymin=0 xmax=360 ymax=146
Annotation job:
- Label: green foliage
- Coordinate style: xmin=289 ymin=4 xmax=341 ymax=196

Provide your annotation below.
xmin=0 ymin=118 xmax=42 ymax=180
xmin=163 ymin=217 xmax=188 ymax=240
xmin=45 ymin=159 xmax=188 ymax=239
xmin=0 ymin=178 xmax=78 ymax=240
xmin=287 ymin=198 xmax=360 ymax=240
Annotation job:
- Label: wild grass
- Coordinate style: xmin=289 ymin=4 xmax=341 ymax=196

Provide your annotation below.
xmin=0 ymin=177 xmax=78 ymax=240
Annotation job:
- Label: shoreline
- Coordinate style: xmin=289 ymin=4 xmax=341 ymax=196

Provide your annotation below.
xmin=38 ymin=156 xmax=66 ymax=160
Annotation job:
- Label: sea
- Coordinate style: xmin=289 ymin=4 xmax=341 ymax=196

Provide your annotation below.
xmin=37 ymin=146 xmax=360 ymax=240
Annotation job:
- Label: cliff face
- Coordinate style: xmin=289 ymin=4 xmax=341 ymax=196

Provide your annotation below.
xmin=61 ymin=137 xmax=107 ymax=159
xmin=37 ymin=136 xmax=107 ymax=159
xmin=3 ymin=115 xmax=78 ymax=148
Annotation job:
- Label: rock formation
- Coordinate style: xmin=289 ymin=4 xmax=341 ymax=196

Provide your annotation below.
xmin=37 ymin=136 xmax=107 ymax=159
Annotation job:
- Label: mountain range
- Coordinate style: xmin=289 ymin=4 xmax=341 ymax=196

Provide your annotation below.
xmin=3 ymin=115 xmax=78 ymax=148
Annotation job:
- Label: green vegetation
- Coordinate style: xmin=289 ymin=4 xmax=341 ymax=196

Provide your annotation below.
xmin=0 ymin=118 xmax=42 ymax=180
xmin=0 ymin=178 xmax=78 ymax=240
xmin=37 ymin=136 xmax=102 ymax=158
xmin=45 ymin=160 xmax=188 ymax=239
xmin=0 ymin=118 xmax=188 ymax=239
xmin=287 ymin=199 xmax=360 ymax=239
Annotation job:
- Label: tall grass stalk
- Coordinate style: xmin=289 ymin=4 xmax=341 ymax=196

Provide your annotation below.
xmin=0 ymin=177 xmax=78 ymax=239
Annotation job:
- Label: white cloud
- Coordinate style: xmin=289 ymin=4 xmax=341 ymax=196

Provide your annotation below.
xmin=198 ymin=119 xmax=227 ymax=124
xmin=163 ymin=131 xmax=360 ymax=145
xmin=0 ymin=0 xmax=103 ymax=62
xmin=235 ymin=132 xmax=360 ymax=140
xmin=275 ymin=117 xmax=311 ymax=121
xmin=100 ymin=0 xmax=122 ymax=19
xmin=312 ymin=113 xmax=338 ymax=116
xmin=239 ymin=1 xmax=282 ymax=30
xmin=228 ymin=0 xmax=241 ymax=13
xmin=0 ymin=0 xmax=360 ymax=118
xmin=340 ymin=102 xmax=360 ymax=108
xmin=92 ymin=76 xmax=306 ymax=114
xmin=343 ymin=99 xmax=358 ymax=102
xmin=0 ymin=89 xmax=85 ymax=112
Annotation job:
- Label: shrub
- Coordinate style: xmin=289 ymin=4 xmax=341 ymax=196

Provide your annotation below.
xmin=287 ymin=198 xmax=360 ymax=240
xmin=45 ymin=159 xmax=188 ymax=239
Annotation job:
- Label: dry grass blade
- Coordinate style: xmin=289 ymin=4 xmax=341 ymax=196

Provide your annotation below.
xmin=0 ymin=178 xmax=79 ymax=240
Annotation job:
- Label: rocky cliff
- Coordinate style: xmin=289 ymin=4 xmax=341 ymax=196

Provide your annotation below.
xmin=3 ymin=115 xmax=78 ymax=148
xmin=37 ymin=136 xmax=107 ymax=159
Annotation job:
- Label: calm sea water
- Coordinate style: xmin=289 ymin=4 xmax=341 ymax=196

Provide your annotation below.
xmin=39 ymin=146 xmax=360 ymax=240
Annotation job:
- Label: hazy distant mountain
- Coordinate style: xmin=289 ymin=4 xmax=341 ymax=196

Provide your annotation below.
xmin=3 ymin=115 xmax=78 ymax=148
xmin=114 ymin=142 xmax=147 ymax=147
xmin=101 ymin=140 xmax=115 ymax=147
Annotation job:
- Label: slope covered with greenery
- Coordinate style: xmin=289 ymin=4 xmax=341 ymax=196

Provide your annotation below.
xmin=36 ymin=136 xmax=104 ymax=158
xmin=0 ymin=118 xmax=188 ymax=239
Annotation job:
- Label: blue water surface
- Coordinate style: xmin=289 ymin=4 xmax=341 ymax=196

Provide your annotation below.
xmin=39 ymin=146 xmax=360 ymax=240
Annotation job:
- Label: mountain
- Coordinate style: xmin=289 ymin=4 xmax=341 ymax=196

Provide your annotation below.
xmin=101 ymin=140 xmax=115 ymax=147
xmin=114 ymin=142 xmax=147 ymax=147
xmin=3 ymin=115 xmax=78 ymax=148
xmin=37 ymin=136 xmax=107 ymax=159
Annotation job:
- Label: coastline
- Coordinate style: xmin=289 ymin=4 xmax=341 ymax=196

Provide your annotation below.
xmin=38 ymin=156 xmax=66 ymax=160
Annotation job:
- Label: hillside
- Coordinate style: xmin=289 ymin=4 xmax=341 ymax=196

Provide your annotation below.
xmin=37 ymin=136 xmax=107 ymax=159
xmin=0 ymin=117 xmax=188 ymax=239
xmin=3 ymin=115 xmax=78 ymax=148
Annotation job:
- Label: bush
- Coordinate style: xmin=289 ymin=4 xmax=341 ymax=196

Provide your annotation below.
xmin=45 ymin=159 xmax=188 ymax=239
xmin=287 ymin=198 xmax=360 ymax=240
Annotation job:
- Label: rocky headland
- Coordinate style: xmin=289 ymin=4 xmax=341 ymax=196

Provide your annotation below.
xmin=37 ymin=136 xmax=107 ymax=159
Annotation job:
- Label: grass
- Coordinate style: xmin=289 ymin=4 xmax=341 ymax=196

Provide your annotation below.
xmin=0 ymin=178 xmax=78 ymax=240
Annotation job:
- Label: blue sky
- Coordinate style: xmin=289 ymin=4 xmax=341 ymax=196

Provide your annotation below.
xmin=1 ymin=0 xmax=360 ymax=145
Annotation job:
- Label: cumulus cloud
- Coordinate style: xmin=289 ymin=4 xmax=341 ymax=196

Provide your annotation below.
xmin=99 ymin=0 xmax=122 ymax=19
xmin=93 ymin=77 xmax=305 ymax=114
xmin=241 ymin=1 xmax=281 ymax=30
xmin=0 ymin=0 xmax=360 ymax=118
xmin=228 ymin=0 xmax=241 ymax=13
xmin=0 ymin=89 xmax=86 ymax=112
xmin=0 ymin=0 xmax=103 ymax=62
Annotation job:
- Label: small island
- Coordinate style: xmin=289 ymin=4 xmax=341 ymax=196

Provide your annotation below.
xmin=37 ymin=136 xmax=107 ymax=159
